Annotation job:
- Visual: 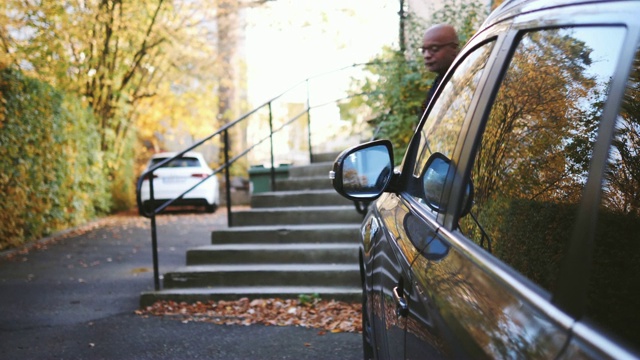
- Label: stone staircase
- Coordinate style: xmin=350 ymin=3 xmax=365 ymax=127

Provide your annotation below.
xmin=139 ymin=153 xmax=363 ymax=307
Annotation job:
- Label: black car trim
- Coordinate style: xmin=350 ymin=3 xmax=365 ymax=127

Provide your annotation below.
xmin=407 ymin=35 xmax=505 ymax=229
xmin=446 ymin=29 xmax=517 ymax=230
xmin=484 ymin=0 xmax=617 ymax=29
xmin=553 ymin=20 xmax=640 ymax=318
xmin=570 ymin=319 xmax=640 ymax=359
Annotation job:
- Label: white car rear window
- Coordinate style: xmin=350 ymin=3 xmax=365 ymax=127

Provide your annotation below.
xmin=151 ymin=157 xmax=201 ymax=168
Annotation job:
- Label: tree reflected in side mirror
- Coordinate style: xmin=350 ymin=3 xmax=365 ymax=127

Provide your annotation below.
xmin=342 ymin=144 xmax=393 ymax=198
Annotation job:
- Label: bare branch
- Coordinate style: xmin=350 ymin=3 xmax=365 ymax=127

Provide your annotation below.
xmin=119 ymin=0 xmax=165 ymax=91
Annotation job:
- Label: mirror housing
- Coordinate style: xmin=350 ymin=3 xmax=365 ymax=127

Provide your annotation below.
xmin=422 ymin=153 xmax=474 ymax=217
xmin=330 ymin=140 xmax=395 ymax=201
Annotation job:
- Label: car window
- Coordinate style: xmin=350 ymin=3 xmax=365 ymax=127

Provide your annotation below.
xmin=459 ymin=26 xmax=626 ymax=292
xmin=584 ymin=46 xmax=640 ymax=349
xmin=151 ymin=157 xmax=201 ymax=168
xmin=411 ymin=40 xmax=496 ymax=205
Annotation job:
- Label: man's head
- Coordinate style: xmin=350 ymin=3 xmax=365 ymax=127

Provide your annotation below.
xmin=421 ymin=24 xmax=459 ymax=75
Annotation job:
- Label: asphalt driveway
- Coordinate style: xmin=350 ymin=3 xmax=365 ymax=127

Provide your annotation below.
xmin=0 ymin=209 xmax=362 ymax=359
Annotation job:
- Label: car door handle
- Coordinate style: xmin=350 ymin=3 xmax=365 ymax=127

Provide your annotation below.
xmin=393 ymin=286 xmax=408 ymax=317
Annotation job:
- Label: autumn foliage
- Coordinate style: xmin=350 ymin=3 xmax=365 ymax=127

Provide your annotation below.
xmin=0 ymin=67 xmax=111 ymax=250
xmin=341 ymin=0 xmax=487 ymax=163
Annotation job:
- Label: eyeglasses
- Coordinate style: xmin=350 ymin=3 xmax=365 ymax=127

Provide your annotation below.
xmin=419 ymin=42 xmax=458 ymax=54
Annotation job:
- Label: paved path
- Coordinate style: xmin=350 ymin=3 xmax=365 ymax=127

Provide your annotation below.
xmin=0 ymin=209 xmax=362 ymax=359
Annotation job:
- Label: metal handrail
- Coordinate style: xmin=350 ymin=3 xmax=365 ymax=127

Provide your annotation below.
xmin=135 ymin=61 xmax=391 ymax=290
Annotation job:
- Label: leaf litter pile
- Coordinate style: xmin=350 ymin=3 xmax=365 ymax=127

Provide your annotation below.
xmin=136 ymin=297 xmax=362 ymax=333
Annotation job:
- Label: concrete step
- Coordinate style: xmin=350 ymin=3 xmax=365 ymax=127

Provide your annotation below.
xmin=288 ymin=162 xmax=333 ymax=178
xmin=211 ymin=224 xmax=360 ymax=244
xmin=252 ymin=163 xmax=333 ymax=192
xmin=187 ymin=243 xmax=359 ymax=265
xmin=311 ymin=152 xmax=341 ymax=163
xmin=139 ymin=285 xmax=361 ymax=307
xmin=275 ymin=177 xmax=333 ymax=191
xmin=250 ymin=189 xmax=353 ymax=208
xmin=162 ymin=263 xmax=360 ymax=289
xmin=231 ymin=206 xmax=363 ymax=226
xmin=138 ymin=151 xmax=362 ymax=307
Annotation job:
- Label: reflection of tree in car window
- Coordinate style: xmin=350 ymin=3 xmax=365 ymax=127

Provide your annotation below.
xmin=459 ymin=27 xmax=625 ymax=293
xmin=602 ymin=55 xmax=640 ymax=215
xmin=472 ymin=29 xmax=609 ymax=207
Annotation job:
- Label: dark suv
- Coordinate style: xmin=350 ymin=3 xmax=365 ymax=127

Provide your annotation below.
xmin=330 ymin=0 xmax=640 ymax=358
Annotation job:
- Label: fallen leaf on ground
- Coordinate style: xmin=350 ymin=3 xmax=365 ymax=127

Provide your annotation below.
xmin=136 ymin=298 xmax=362 ymax=333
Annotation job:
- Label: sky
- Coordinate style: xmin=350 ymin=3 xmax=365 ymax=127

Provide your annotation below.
xmin=240 ymin=0 xmax=407 ymax=162
xmin=244 ymin=0 xmax=400 ymax=104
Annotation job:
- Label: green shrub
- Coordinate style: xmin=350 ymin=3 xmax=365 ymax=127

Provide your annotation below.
xmin=0 ymin=67 xmax=111 ymax=250
xmin=59 ymin=94 xmax=112 ymax=219
xmin=343 ymin=0 xmax=489 ymax=163
xmin=108 ymin=130 xmax=136 ymax=212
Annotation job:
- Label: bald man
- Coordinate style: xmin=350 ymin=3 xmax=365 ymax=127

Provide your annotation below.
xmin=420 ymin=24 xmax=460 ymax=115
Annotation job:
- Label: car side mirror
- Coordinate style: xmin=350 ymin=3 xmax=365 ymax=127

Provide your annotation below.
xmin=330 ymin=140 xmax=395 ymax=201
xmin=422 ymin=153 xmax=474 ymax=217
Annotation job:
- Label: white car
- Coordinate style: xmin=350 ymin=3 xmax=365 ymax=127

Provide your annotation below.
xmin=139 ymin=152 xmax=219 ymax=214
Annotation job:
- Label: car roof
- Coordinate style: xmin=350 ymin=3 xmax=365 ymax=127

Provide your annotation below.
xmin=483 ymin=0 xmax=634 ymax=28
xmin=150 ymin=151 xmax=204 ymax=159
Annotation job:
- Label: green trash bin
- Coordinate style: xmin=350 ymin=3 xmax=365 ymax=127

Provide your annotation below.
xmin=248 ymin=164 xmax=290 ymax=193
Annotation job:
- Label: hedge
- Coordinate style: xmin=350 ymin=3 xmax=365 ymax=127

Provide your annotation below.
xmin=0 ymin=67 xmax=111 ymax=251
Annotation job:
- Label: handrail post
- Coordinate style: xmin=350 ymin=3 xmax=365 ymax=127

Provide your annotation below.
xmin=306 ymin=78 xmax=313 ymax=163
xmin=224 ymin=129 xmax=233 ymax=227
xmin=133 ymin=63 xmax=384 ymax=292
xmin=268 ymin=102 xmax=276 ymax=191
xmin=149 ymin=176 xmax=160 ymax=291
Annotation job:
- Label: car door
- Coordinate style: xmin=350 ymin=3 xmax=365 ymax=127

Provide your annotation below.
xmin=362 ymin=35 xmax=500 ymax=360
xmin=362 ymin=34 xmax=497 ymax=355
xmin=408 ymin=5 xmax=632 ymax=359
xmin=368 ymin=193 xmax=419 ymax=359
